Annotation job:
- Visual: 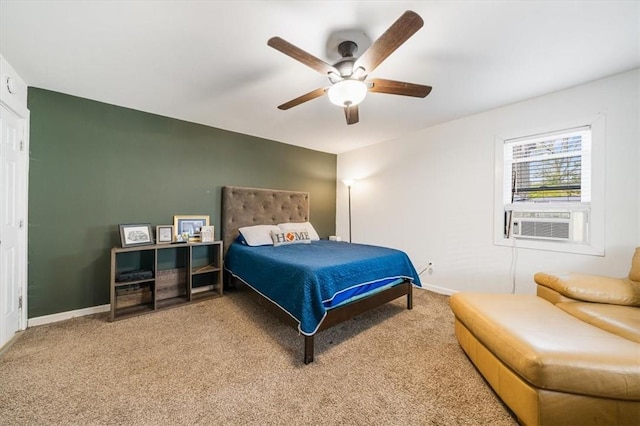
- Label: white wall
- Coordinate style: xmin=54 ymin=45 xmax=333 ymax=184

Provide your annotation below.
xmin=337 ymin=69 xmax=640 ymax=295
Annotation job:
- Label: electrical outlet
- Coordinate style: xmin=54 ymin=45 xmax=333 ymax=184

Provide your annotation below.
xmin=418 ymin=261 xmax=434 ymax=276
xmin=426 ymin=262 xmax=434 ymax=273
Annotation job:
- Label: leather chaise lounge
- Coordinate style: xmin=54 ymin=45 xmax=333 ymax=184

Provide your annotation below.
xmin=449 ymin=248 xmax=640 ymax=425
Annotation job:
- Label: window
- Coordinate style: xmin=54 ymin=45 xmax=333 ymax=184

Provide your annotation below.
xmin=503 ymin=127 xmax=591 ymax=205
xmin=493 ymin=116 xmax=605 ymax=256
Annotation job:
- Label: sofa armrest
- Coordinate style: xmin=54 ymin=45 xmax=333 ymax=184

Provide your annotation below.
xmin=536 ymin=283 xmax=582 ymax=304
xmin=534 ymin=272 xmax=640 ymax=307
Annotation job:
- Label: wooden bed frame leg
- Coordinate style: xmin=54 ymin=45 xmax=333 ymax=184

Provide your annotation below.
xmin=407 ymin=283 xmax=413 ymax=310
xmin=304 ymin=335 xmax=314 ymax=364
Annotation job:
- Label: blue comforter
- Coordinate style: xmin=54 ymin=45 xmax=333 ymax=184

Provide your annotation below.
xmin=224 ymin=240 xmax=421 ymax=335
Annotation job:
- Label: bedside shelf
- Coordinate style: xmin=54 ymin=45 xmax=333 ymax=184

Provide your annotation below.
xmin=114 ymin=278 xmax=155 ymax=287
xmin=156 ymin=295 xmax=190 ymax=310
xmin=109 ymin=241 xmax=223 ymax=321
xmin=191 ymin=265 xmax=221 ymax=275
xmin=113 ymin=303 xmax=154 ymax=320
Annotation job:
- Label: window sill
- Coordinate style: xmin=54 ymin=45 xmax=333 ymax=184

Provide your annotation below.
xmin=494 ymin=237 xmax=604 ymax=256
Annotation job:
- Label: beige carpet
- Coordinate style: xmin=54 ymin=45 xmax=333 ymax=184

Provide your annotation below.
xmin=0 ymin=288 xmax=516 ymax=425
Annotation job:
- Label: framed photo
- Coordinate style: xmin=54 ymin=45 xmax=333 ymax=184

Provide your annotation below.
xmin=156 ymin=225 xmax=174 ymax=244
xmin=200 ymin=225 xmax=215 ymax=242
xmin=119 ymin=223 xmax=153 ymax=248
xmin=173 ymin=215 xmax=210 ymax=242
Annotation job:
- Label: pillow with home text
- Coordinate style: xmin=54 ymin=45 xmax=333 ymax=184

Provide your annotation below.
xmin=270 ymin=229 xmax=312 ymax=247
xmin=277 ymin=221 xmax=320 ymax=240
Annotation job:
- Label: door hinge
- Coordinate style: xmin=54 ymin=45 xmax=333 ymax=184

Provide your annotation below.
xmin=19 ymin=140 xmax=24 ymax=151
xmin=18 ymin=295 xmax=23 ymax=309
xmin=19 ymin=219 xmax=24 ymax=229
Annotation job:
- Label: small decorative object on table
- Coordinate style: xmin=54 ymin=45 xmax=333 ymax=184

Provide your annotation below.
xmin=173 ymin=233 xmax=187 ymax=243
xmin=200 ymin=226 xmax=215 ymax=242
xmin=119 ymin=223 xmax=154 ymax=248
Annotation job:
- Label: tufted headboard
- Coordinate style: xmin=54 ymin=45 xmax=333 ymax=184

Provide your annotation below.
xmin=221 ymin=186 xmax=310 ymax=253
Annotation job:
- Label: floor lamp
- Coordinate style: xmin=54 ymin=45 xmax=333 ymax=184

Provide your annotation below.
xmin=341 ymin=179 xmax=356 ymax=243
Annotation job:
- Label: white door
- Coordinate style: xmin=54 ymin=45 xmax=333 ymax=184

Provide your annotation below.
xmin=0 ymin=104 xmax=26 ymax=348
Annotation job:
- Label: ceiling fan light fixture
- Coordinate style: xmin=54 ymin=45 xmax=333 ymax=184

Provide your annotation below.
xmin=327 ymin=80 xmax=367 ymax=107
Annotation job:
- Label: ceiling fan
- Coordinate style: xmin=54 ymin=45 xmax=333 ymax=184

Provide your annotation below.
xmin=268 ymin=10 xmax=432 ymax=125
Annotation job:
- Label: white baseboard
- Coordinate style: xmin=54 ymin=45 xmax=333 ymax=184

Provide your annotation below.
xmin=28 ymin=304 xmax=110 ymax=327
xmin=418 ymin=283 xmax=457 ymax=296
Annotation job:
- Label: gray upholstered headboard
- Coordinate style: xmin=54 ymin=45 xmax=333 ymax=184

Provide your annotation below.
xmin=221 ymin=186 xmax=310 ymax=253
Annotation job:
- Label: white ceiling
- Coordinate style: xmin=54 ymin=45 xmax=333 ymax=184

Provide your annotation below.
xmin=1 ymin=1 xmax=638 ymax=154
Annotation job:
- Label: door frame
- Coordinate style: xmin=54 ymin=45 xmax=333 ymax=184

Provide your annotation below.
xmin=1 ymin=56 xmax=30 ymax=338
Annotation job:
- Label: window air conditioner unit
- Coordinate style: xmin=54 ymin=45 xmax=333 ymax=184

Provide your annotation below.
xmin=510 ymin=210 xmax=589 ymax=243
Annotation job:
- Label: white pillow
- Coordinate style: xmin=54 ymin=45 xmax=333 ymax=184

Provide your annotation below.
xmin=277 ymin=222 xmax=320 ymax=241
xmin=270 ymin=229 xmax=312 ymax=247
xmin=238 ymin=225 xmax=280 ymax=246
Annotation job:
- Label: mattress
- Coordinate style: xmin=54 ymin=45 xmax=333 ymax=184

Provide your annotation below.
xmin=224 ymin=240 xmax=421 ymax=335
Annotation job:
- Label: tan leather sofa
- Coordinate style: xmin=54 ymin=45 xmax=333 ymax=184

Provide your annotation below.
xmin=449 ymin=248 xmax=640 ymax=425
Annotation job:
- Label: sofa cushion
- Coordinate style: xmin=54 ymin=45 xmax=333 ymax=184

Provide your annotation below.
xmin=449 ymin=293 xmax=640 ymax=400
xmin=534 ymin=272 xmax=640 ymax=307
xmin=556 ymin=302 xmax=640 ymax=343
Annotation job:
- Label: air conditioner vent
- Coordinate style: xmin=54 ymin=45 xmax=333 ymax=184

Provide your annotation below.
xmin=519 ymin=221 xmax=570 ymax=239
xmin=508 ymin=209 xmax=589 ymax=243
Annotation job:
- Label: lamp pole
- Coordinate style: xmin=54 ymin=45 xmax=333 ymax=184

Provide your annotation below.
xmin=347 ymin=184 xmax=352 ymax=243
xmin=341 ymin=179 xmax=356 ymax=243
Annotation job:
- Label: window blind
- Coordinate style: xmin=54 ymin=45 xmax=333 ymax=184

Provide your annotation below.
xmin=504 ymin=126 xmax=591 ymax=203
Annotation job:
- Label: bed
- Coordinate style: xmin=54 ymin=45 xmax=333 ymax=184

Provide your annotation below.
xmin=221 ymin=185 xmax=421 ymax=363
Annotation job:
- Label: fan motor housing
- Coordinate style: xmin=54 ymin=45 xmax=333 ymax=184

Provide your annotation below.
xmin=338 ymin=41 xmax=358 ymax=58
xmin=332 ymin=41 xmax=359 ymax=80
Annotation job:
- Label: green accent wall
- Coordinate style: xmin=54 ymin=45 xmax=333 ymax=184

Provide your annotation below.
xmin=27 ymin=88 xmax=336 ymax=318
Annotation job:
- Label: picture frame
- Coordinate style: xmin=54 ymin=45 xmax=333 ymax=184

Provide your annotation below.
xmin=119 ymin=223 xmax=154 ymax=248
xmin=200 ymin=225 xmax=215 ymax=242
xmin=156 ymin=225 xmax=174 ymax=244
xmin=173 ymin=215 xmax=210 ymax=242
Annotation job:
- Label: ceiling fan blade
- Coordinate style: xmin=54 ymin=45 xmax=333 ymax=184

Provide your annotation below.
xmin=344 ymin=104 xmax=359 ymax=125
xmin=268 ymin=37 xmax=339 ymax=76
xmin=354 ymin=10 xmax=424 ymax=75
xmin=277 ymin=87 xmax=327 ymax=110
xmin=368 ymin=78 xmax=432 ymax=98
